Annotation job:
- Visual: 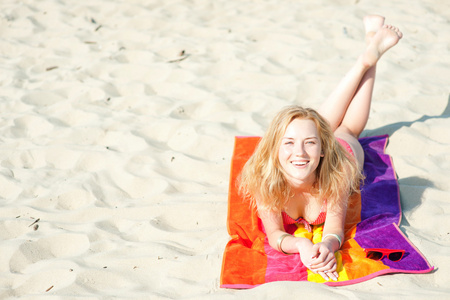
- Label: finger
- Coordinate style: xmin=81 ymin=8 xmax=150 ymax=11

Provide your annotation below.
xmin=329 ymin=262 xmax=337 ymax=272
xmin=318 ymin=271 xmax=329 ymax=281
xmin=327 ymin=270 xmax=338 ymax=281
xmin=310 ymin=253 xmax=335 ymax=268
xmin=310 ymin=244 xmax=321 ymax=259
xmin=314 ymin=252 xmax=328 ymax=264
xmin=310 ymin=257 xmax=336 ymax=271
xmin=309 ymin=263 xmax=338 ymax=281
xmin=311 ymin=244 xmax=331 ymax=262
xmin=331 ymin=271 xmax=339 ymax=281
xmin=310 ymin=250 xmax=327 ymax=264
xmin=324 ymin=263 xmax=338 ymax=281
xmin=315 ymin=260 xmax=336 ymax=271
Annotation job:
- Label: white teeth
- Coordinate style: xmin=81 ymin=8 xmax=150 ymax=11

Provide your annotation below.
xmin=292 ymin=161 xmax=307 ymax=166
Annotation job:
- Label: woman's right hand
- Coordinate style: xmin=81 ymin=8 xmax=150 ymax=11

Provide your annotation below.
xmin=308 ymin=241 xmax=339 ymax=281
xmin=296 ymin=239 xmax=337 ymax=281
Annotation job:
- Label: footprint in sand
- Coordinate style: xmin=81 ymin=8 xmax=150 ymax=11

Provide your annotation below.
xmin=0 ymin=172 xmax=22 ymax=200
xmin=9 ymin=233 xmax=90 ymax=273
xmin=6 ymin=266 xmax=77 ymax=297
xmin=21 ymin=90 xmax=65 ymax=107
xmin=11 ymin=115 xmax=54 ymax=138
xmin=56 ymin=188 xmax=97 ymax=210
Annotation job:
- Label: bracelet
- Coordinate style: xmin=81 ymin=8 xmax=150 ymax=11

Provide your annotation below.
xmin=322 ymin=233 xmax=343 ymax=248
xmin=277 ymin=233 xmax=292 ymax=255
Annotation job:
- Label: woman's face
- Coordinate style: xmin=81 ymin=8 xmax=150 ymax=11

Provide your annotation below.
xmin=278 ymin=118 xmax=323 ymax=188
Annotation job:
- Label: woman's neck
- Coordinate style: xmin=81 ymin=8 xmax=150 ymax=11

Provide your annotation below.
xmin=289 ymin=179 xmax=317 ymax=195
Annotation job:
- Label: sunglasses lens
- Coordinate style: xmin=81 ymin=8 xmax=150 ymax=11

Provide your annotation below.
xmin=366 ymin=251 xmax=383 ymax=260
xmin=388 ymin=252 xmax=403 ymax=261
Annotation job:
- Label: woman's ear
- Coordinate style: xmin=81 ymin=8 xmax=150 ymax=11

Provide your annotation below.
xmin=320 ymin=151 xmax=324 ymax=157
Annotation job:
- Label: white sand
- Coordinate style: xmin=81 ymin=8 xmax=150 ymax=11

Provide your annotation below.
xmin=0 ymin=0 xmax=449 ymax=299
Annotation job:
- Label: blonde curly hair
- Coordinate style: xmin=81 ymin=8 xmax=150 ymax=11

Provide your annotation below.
xmin=239 ymin=105 xmax=363 ymax=212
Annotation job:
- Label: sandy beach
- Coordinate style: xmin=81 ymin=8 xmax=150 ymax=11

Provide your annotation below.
xmin=0 ymin=0 xmax=449 ymax=298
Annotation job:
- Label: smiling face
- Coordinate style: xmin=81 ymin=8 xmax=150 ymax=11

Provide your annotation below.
xmin=278 ymin=118 xmax=323 ymax=188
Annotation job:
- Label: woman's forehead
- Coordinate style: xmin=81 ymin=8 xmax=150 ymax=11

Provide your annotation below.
xmin=283 ymin=118 xmax=319 ymax=137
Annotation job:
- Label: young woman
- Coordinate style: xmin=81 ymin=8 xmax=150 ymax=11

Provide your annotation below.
xmin=239 ymin=16 xmax=403 ymax=281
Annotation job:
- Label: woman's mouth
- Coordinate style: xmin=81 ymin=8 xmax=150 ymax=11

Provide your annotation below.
xmin=291 ymin=160 xmax=309 ymax=167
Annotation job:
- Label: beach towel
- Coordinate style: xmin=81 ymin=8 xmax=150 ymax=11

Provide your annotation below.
xmin=220 ymin=135 xmax=433 ymax=288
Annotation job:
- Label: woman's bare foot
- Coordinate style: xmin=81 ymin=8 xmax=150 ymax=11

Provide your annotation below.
xmin=362 ymin=24 xmax=403 ymax=67
xmin=363 ymin=15 xmax=385 ymax=44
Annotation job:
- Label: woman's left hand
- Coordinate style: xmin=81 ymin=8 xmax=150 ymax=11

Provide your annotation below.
xmin=308 ymin=241 xmax=338 ymax=281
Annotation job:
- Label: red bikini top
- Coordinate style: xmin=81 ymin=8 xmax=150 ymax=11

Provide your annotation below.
xmin=282 ymin=201 xmax=327 ymax=232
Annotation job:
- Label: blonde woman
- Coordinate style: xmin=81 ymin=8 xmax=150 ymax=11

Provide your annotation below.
xmin=239 ymin=16 xmax=402 ymax=281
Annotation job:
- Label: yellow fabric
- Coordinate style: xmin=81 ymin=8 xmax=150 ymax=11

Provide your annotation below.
xmin=294 ymin=223 xmax=389 ymax=283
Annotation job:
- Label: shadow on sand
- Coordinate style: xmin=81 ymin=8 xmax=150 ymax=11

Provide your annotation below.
xmin=362 ymin=94 xmax=450 ymax=137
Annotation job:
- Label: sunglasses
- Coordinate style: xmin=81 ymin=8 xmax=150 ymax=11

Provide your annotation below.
xmin=364 ymin=248 xmax=405 ymax=262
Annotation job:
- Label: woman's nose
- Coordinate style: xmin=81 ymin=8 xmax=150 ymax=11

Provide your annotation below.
xmin=293 ymin=143 xmax=306 ymax=156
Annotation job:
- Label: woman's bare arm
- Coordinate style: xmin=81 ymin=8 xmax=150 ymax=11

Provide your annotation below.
xmin=257 ymin=207 xmax=313 ymax=254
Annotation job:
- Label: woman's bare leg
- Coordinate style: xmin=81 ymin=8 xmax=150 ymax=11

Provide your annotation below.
xmin=317 ymin=57 xmax=371 ymax=132
xmin=318 ymin=17 xmax=403 ymax=168
xmin=338 ymin=22 xmax=403 ymax=138
xmin=333 ymin=16 xmax=384 ymax=138
xmin=318 ymin=16 xmax=402 ymax=134
xmin=335 ymin=23 xmax=403 ymax=168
